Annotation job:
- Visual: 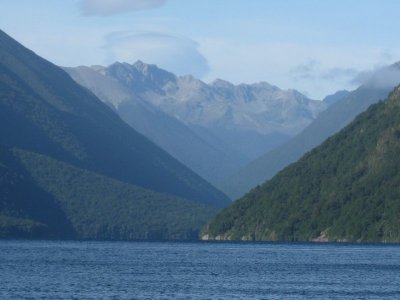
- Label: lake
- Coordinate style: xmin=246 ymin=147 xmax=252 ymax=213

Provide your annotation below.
xmin=1 ymin=240 xmax=400 ymax=299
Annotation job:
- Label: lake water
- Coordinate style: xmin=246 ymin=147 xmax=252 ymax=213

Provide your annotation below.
xmin=1 ymin=241 xmax=400 ymax=299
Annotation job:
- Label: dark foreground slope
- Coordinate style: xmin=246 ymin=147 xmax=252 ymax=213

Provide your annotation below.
xmin=0 ymin=146 xmax=216 ymax=240
xmin=221 ymin=65 xmax=400 ymax=199
xmin=0 ymin=29 xmax=229 ymax=208
xmin=203 ymin=86 xmax=400 ymax=242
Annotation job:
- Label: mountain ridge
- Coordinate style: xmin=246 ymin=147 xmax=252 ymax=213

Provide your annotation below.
xmin=66 ymin=60 xmax=327 ymax=185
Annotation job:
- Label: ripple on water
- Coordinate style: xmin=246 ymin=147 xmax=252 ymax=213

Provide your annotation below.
xmin=1 ymin=241 xmax=400 ymax=299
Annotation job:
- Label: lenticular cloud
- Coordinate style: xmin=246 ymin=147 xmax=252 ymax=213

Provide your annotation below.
xmin=104 ymin=31 xmax=210 ymax=78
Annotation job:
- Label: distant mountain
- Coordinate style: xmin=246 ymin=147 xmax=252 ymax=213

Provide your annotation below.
xmin=220 ymin=63 xmax=400 ymax=199
xmin=0 ymin=29 xmax=229 ymax=239
xmin=66 ymin=61 xmax=326 ymax=184
xmin=323 ymin=90 xmax=350 ymax=106
xmin=203 ymin=86 xmax=400 ymax=242
xmin=64 ymin=66 xmax=245 ymax=184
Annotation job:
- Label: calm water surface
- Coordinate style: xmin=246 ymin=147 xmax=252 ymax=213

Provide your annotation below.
xmin=1 ymin=240 xmax=400 ymax=299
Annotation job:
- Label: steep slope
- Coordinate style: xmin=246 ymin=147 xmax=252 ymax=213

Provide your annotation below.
xmin=221 ymin=64 xmax=400 ymax=199
xmin=203 ymin=86 xmax=400 ymax=242
xmin=0 ymin=145 xmax=216 ymax=240
xmin=64 ymin=66 xmax=245 ymax=183
xmin=0 ymin=29 xmax=229 ymax=208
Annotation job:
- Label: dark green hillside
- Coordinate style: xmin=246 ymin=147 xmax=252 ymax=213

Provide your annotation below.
xmin=0 ymin=147 xmax=74 ymax=238
xmin=0 ymin=146 xmax=216 ymax=240
xmin=203 ymin=87 xmax=400 ymax=242
xmin=0 ymin=29 xmax=229 ymax=207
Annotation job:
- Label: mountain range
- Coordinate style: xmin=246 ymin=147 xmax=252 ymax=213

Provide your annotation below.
xmin=65 ymin=62 xmax=327 ymax=185
xmin=3 ymin=27 xmax=400 ymax=243
xmin=0 ymin=29 xmax=229 ymax=240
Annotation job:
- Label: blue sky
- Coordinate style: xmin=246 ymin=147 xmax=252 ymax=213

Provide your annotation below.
xmin=1 ymin=0 xmax=400 ymax=98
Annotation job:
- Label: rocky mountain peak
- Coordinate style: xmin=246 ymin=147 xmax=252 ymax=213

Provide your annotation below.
xmin=210 ymin=78 xmax=235 ymax=89
xmin=132 ymin=59 xmax=147 ymax=70
xmin=90 ymin=65 xmax=106 ymax=75
xmin=132 ymin=60 xmax=177 ymax=83
xmin=102 ymin=61 xmax=177 ymax=94
xmin=68 ymin=57 xmax=328 ymax=165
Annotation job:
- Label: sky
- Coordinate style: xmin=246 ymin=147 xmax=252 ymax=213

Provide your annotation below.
xmin=1 ymin=0 xmax=400 ymax=99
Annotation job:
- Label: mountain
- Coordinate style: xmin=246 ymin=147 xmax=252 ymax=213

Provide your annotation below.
xmin=112 ymin=62 xmax=326 ymax=160
xmin=64 ymin=65 xmax=245 ymax=184
xmin=65 ymin=61 xmax=327 ymax=183
xmin=0 ymin=29 xmax=229 ymax=239
xmin=203 ymin=86 xmax=400 ymax=242
xmin=0 ymin=146 xmax=216 ymax=240
xmin=220 ymin=63 xmax=400 ymax=199
xmin=323 ymin=90 xmax=350 ymax=106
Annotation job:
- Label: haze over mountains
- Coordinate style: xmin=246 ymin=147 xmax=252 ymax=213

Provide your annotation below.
xmin=65 ymin=62 xmax=327 ymax=185
xmin=66 ymin=59 xmax=400 ymax=202
xmin=0 ymin=29 xmax=228 ymax=239
xmin=221 ymin=63 xmax=400 ymax=199
xmin=2 ymin=26 xmax=400 ymax=243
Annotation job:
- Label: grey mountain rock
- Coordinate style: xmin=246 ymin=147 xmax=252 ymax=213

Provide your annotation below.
xmin=65 ymin=65 xmax=245 ymax=184
xmin=66 ymin=61 xmax=327 ymax=187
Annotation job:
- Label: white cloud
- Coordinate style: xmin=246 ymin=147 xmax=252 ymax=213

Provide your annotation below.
xmin=104 ymin=31 xmax=209 ymax=77
xmin=80 ymin=0 xmax=167 ymax=16
xmin=291 ymin=60 xmax=319 ymax=80
xmin=291 ymin=60 xmax=358 ymax=81
xmin=350 ymin=64 xmax=400 ymax=89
